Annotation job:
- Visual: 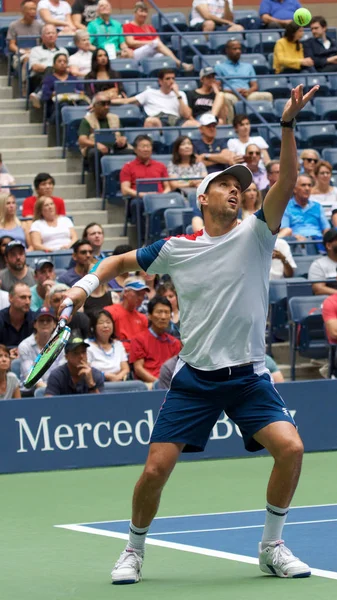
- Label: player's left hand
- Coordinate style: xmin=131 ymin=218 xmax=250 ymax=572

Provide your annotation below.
xmin=282 ymin=84 xmax=319 ymax=122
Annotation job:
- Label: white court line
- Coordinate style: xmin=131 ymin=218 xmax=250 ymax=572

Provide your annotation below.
xmin=54 ymin=523 xmax=337 ymax=581
xmin=147 ymin=518 xmax=337 ymax=536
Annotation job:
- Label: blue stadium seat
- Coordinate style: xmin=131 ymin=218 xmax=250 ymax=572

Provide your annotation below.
xmin=10 ymin=358 xmax=21 ymax=380
xmin=26 ymin=250 xmax=73 ymax=270
xmin=126 ymin=129 xmax=166 ymax=154
xmin=329 ymin=74 xmax=337 ymax=95
xmin=240 ymin=53 xmax=270 ymax=75
xmin=234 ymin=100 xmax=277 ymax=123
xmin=121 ymin=81 xmax=138 ymax=96
xmin=293 ymin=255 xmax=318 ymax=278
xmin=193 ymin=54 xmax=223 ymax=71
xmin=143 ymin=192 xmax=186 ymax=243
xmin=109 ymin=59 xmax=140 ymax=78
xmin=246 ymin=31 xmax=280 ymax=54
xmin=171 ymin=34 xmax=209 ymax=61
xmin=9 ymin=185 xmax=33 ymax=200
xmin=258 ymin=76 xmax=290 ymax=99
xmin=164 ymin=208 xmax=194 ymax=236
xmin=267 ymin=277 xmax=307 ymax=352
xmin=177 ymin=79 xmax=199 ymax=92
xmin=111 ymin=13 xmax=133 ymax=25
xmin=0 ymin=15 xmax=19 ymax=53
xmin=209 ymin=33 xmax=245 ymax=54
xmin=151 ymin=12 xmax=188 ymax=33
xmin=101 ymin=155 xmax=129 ymax=200
xmin=290 ymin=75 xmax=331 ymax=97
xmin=274 ymin=98 xmax=317 ymax=122
xmin=313 ymin=98 xmax=337 ymax=121
xmin=298 ymin=124 xmax=337 ymax=151
xmin=108 ymin=104 xmax=144 ymax=127
xmin=322 ymin=149 xmax=337 ymax=170
xmin=141 ymin=57 xmax=178 ymax=77
xmin=232 ymin=9 xmax=261 ymax=29
xmin=61 ymin=105 xmax=89 ymax=157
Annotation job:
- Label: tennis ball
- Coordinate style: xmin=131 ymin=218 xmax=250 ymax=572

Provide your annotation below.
xmin=293 ymin=8 xmax=312 ymax=26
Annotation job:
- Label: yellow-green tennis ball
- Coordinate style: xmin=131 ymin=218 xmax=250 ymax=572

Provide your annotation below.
xmin=293 ymin=8 xmax=312 ymax=26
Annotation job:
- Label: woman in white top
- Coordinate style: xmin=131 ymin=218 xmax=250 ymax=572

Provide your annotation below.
xmin=240 ymin=182 xmax=262 ymax=220
xmin=68 ymin=30 xmax=93 ymax=77
xmin=86 ymin=310 xmax=129 ymax=382
xmin=168 ymin=136 xmax=207 ymax=192
xmin=0 ymin=345 xmax=20 ymax=400
xmin=37 ymin=0 xmax=75 ymax=34
xmin=30 ymin=196 xmax=77 ymax=252
xmin=311 ymin=160 xmax=337 ymax=224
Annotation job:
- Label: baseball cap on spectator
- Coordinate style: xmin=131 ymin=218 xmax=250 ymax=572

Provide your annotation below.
xmin=124 ymin=278 xmax=150 ymax=292
xmin=34 ymin=258 xmax=54 ymax=271
xmin=199 ymin=113 xmax=218 ymax=126
xmin=4 ymin=240 xmax=25 ymax=255
xmin=34 ymin=306 xmax=57 ymax=321
xmin=200 ymin=67 xmax=216 ymax=79
xmin=196 ymin=165 xmax=253 ymax=209
xmin=65 ymin=336 xmax=89 ymax=353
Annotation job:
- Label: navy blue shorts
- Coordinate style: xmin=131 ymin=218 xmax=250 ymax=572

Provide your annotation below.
xmin=150 ymin=362 xmax=295 ymax=453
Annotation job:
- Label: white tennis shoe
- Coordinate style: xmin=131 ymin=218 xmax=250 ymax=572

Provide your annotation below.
xmin=259 ymin=540 xmax=311 ymax=578
xmin=111 ymin=549 xmax=143 ymax=584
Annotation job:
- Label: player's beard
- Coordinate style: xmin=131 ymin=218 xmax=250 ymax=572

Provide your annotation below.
xmin=209 ymin=203 xmax=239 ymax=226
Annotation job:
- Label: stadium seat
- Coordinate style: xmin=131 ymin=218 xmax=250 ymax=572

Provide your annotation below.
xmin=26 ymin=250 xmax=73 ymax=270
xmin=322 ymin=149 xmax=337 ymax=170
xmin=9 ymin=185 xmax=33 ymax=200
xmin=102 ymin=380 xmax=148 ymax=393
xmin=290 ymin=75 xmax=331 ymax=97
xmin=240 ymin=53 xmax=270 ymax=75
xmin=288 ymin=295 xmax=328 ymax=380
xmin=171 ymin=34 xmax=209 ymax=61
xmin=329 ymin=74 xmax=337 ymax=95
xmin=109 ymin=59 xmax=140 ymax=78
xmin=209 ymin=33 xmax=245 ymax=54
xmin=111 ymin=13 xmax=133 ymax=25
xmin=151 ymin=12 xmax=188 ymax=33
xmin=313 ymin=98 xmax=337 ymax=121
xmin=258 ymin=77 xmax=290 ymax=99
xmin=298 ymin=124 xmax=337 ymax=151
xmin=141 ymin=57 xmax=178 ymax=77
xmin=101 ymin=155 xmax=129 ymax=200
xmin=274 ymin=98 xmax=317 ymax=122
xmin=232 ymin=9 xmax=261 ymax=29
xmin=267 ymin=277 xmax=307 ymax=352
xmin=61 ymin=105 xmax=89 ymax=157
xmin=143 ymin=192 xmax=186 ymax=243
xmin=126 ymin=129 xmax=166 ymax=154
xmin=0 ymin=15 xmax=18 ymax=54
xmin=10 ymin=358 xmax=21 ymax=380
xmin=234 ymin=100 xmax=277 ymax=124
xmin=193 ymin=54 xmax=224 ymax=72
xmin=121 ymin=81 xmax=138 ymax=96
xmin=246 ymin=31 xmax=280 ymax=54
xmin=164 ymin=208 xmax=194 ymax=236
xmin=107 ymin=105 xmax=144 ymax=127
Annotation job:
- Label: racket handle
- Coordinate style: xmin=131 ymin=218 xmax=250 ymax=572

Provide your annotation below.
xmin=59 ymin=298 xmax=73 ymax=324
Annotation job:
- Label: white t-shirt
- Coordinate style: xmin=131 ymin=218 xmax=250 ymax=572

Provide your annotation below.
xmin=308 ymin=255 xmax=337 ymax=281
xmin=135 ymin=88 xmax=188 ymax=117
xmin=269 ymin=238 xmax=297 ymax=280
xmin=30 ymin=216 xmax=73 ymax=251
xmin=37 ymin=0 xmax=71 ymax=27
xmin=227 ymin=136 xmax=269 ymax=156
xmin=68 ymin=50 xmax=93 ymax=76
xmin=0 ymin=289 xmax=9 ymax=310
xmin=86 ymin=340 xmax=128 ymax=374
xmin=311 ymin=188 xmax=337 ymax=219
xmin=137 ymin=211 xmax=276 ymax=370
xmin=190 ymin=0 xmax=233 ymax=26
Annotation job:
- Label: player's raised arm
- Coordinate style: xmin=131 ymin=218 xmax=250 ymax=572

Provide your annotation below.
xmin=60 ymin=250 xmax=140 ymax=315
xmin=263 ymin=84 xmax=319 ymax=232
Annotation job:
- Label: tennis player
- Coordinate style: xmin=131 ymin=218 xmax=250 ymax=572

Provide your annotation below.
xmin=62 ymin=84 xmax=318 ymax=583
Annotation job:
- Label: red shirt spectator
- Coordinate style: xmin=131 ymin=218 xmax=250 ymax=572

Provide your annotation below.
xmin=120 ymin=157 xmax=169 ymax=193
xmin=123 ymin=22 xmax=157 ymax=42
xmin=22 ymin=172 xmax=66 ymax=218
xmin=322 ymin=295 xmax=337 ymax=344
xmin=130 ymin=328 xmax=181 ymax=379
xmin=22 ymin=195 xmax=66 ymax=218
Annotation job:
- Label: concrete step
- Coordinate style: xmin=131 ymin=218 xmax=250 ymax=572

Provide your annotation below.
xmin=271 ymin=342 xmax=312 ymax=366
xmin=72 ymin=210 xmax=109 ymax=226
xmin=0 ymin=76 xmax=9 ymax=84
xmin=15 ymin=173 xmax=82 ymax=185
xmin=0 ymin=87 xmax=14 ymax=99
xmin=1 ymin=135 xmax=48 ymax=149
xmin=2 ymin=147 xmax=62 ymax=160
xmin=64 ymin=198 xmax=102 ymax=211
xmin=0 ymin=98 xmax=26 ymax=110
xmin=279 ymin=362 xmax=324 ymax=381
xmin=102 ymin=236 xmax=129 ymax=249
xmin=7 ymin=159 xmax=68 ymax=175
xmin=54 ymin=184 xmax=87 ymax=198
xmin=74 ymin=222 xmax=123 ymax=234
xmin=0 ymin=110 xmax=31 ymax=124
xmin=0 ymin=123 xmax=42 ymax=135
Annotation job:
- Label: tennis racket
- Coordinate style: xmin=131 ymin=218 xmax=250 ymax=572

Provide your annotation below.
xmin=23 ymin=298 xmax=74 ymax=389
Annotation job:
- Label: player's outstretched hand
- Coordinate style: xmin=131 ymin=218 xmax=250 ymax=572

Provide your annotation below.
xmin=59 ymin=286 xmax=87 ymax=320
xmin=282 ymin=84 xmax=319 ymax=122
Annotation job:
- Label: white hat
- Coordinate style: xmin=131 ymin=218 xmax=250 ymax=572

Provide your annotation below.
xmin=198 ymin=113 xmax=218 ymax=126
xmin=196 ymin=165 xmax=253 ymax=210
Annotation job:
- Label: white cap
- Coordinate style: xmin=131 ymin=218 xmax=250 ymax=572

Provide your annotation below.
xmin=198 ymin=113 xmax=218 ymax=126
xmin=196 ymin=165 xmax=253 ymax=210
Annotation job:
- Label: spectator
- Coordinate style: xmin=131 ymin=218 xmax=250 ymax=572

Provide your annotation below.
xmin=120 ymin=135 xmax=170 ymax=237
xmin=322 ymin=295 xmax=337 ymax=344
xmin=84 ymin=48 xmax=126 ymax=100
xmin=82 ymin=222 xmax=106 ymax=260
xmin=111 ymin=68 xmax=192 ymax=128
xmin=58 ymin=239 xmax=93 ymax=287
xmin=227 ymin=114 xmax=270 ymax=165
xmin=0 ymin=283 xmax=35 ymax=355
xmin=270 ymin=238 xmax=296 ymax=279
xmin=215 ymin=40 xmax=273 ymax=124
xmin=0 ymin=236 xmax=14 ymax=270
xmin=0 ymin=193 xmax=29 ymax=248
xmin=129 ymin=296 xmax=181 ymax=383
xmin=244 ymin=144 xmax=269 ymax=191
xmin=157 ymin=281 xmax=180 ymax=337
xmin=190 ymin=0 xmax=244 ymax=32
xmin=22 ymin=172 xmax=66 ymax=220
xmin=45 ymin=336 xmax=104 ymax=395
xmin=108 ymin=243 xmax=133 ymax=291
xmin=71 ymin=0 xmax=99 ymax=29
xmin=137 ymin=270 xmax=159 ymax=314
xmin=6 ymin=0 xmax=42 ymax=89
xmin=304 ymin=16 xmax=337 ymax=73
xmin=0 ymin=154 xmax=15 ymax=193
xmin=186 ymin=67 xmax=229 ymax=125
xmin=259 ymin=0 xmax=301 ymax=29
xmin=46 ymin=282 xmax=90 ymax=338
xmin=156 ymin=354 xmax=178 ymax=389
xmin=68 ymin=30 xmax=93 ymax=77
xmin=123 ymin=2 xmax=193 ymax=72
xmin=265 ymin=354 xmax=285 ymax=383
xmin=86 ymin=309 xmax=129 ymax=381
xmin=193 ymin=113 xmax=234 ymax=173
xmin=83 ymin=261 xmax=119 ymax=319
xmin=311 ymin=161 xmax=337 ymax=222
xmin=0 ymin=240 xmax=35 ymax=291
xmin=41 ymin=52 xmax=85 ymax=121
xmin=308 ymin=229 xmax=337 ymax=295
xmin=300 ymin=149 xmax=320 ymax=178
xmin=37 ymin=0 xmax=75 ymax=34
xmin=104 ymin=277 xmax=149 ymax=353
xmin=241 ymin=182 xmax=262 ymax=219
xmin=273 ymin=22 xmax=314 ymax=74
xmin=167 ymin=136 xmax=207 ymax=193
xmin=30 ymin=258 xmax=57 ymax=311
xmin=29 ymin=24 xmax=68 ymax=102
xmin=30 ymin=197 xmax=77 ymax=252
xmin=18 ymin=306 xmax=64 ymax=388
xmin=78 ymin=93 xmax=130 ymax=183
xmin=87 ymin=0 xmax=133 ymax=58
xmin=279 ymin=175 xmax=330 ymax=240
xmin=0 ymin=345 xmax=21 ymax=399
xmin=262 ymin=160 xmax=280 ymax=200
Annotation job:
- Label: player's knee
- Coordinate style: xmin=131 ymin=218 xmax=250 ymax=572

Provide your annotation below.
xmin=278 ymin=436 xmax=304 ymax=463
xmin=142 ymin=461 xmax=171 ymax=487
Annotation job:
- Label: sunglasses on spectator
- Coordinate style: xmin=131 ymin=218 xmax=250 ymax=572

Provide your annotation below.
xmin=303 ymin=158 xmax=318 ymax=163
xmin=78 ymin=249 xmax=93 ymax=255
xmin=95 ymin=101 xmax=110 ymax=106
xmin=247 ymin=151 xmax=260 ymax=156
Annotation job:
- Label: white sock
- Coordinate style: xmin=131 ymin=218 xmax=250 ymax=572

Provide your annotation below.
xmin=126 ymin=522 xmax=149 ymax=555
xmin=261 ymin=502 xmax=289 ymax=549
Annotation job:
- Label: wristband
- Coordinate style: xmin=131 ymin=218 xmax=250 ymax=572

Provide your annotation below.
xmin=73 ymin=273 xmax=100 ymax=297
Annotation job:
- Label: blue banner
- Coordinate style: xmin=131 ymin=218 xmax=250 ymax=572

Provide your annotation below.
xmin=0 ymin=380 xmax=336 ymax=474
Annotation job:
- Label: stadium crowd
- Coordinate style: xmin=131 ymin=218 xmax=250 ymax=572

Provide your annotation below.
xmin=1 ymin=0 xmax=337 ymax=398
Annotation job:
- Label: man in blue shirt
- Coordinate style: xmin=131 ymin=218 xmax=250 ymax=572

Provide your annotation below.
xmin=58 ymin=239 xmax=93 ymax=287
xmin=0 ymin=282 xmax=35 ymax=355
xmin=214 ymin=40 xmax=273 ymax=123
xmin=193 ymin=113 xmax=234 ymax=173
xmin=279 ymin=174 xmax=330 ymax=240
xmin=259 ymin=0 xmax=301 ymax=29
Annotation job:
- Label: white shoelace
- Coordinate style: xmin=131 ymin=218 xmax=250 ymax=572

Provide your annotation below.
xmin=115 ymin=550 xmax=142 ymax=570
xmin=272 ymin=542 xmax=298 ymax=567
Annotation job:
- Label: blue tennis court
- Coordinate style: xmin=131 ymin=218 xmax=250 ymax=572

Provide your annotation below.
xmin=57 ymin=503 xmax=337 ymax=580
